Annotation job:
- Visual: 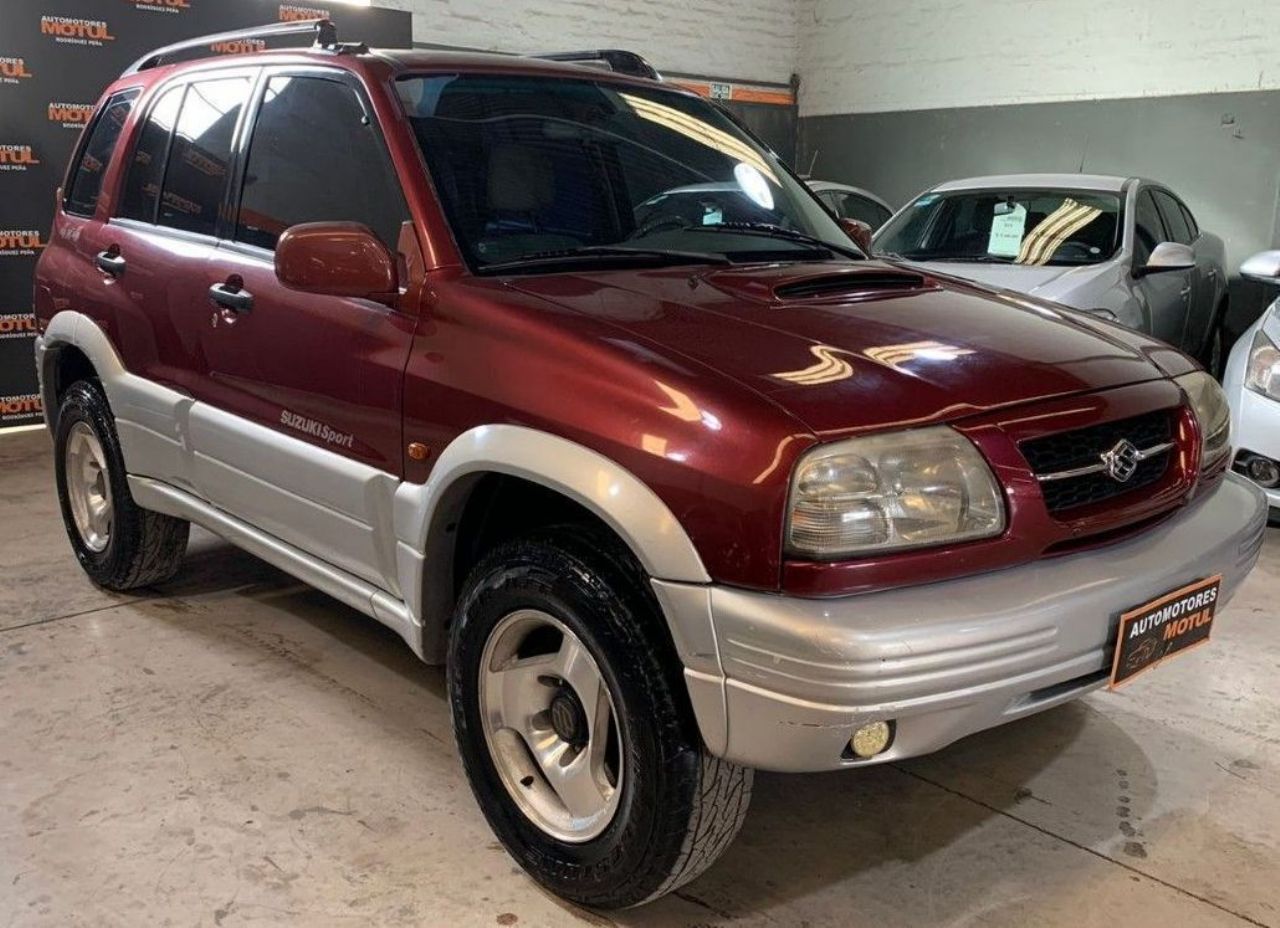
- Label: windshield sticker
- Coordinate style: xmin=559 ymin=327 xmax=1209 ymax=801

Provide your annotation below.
xmin=915 ymin=194 xmax=939 ymax=207
xmin=987 ymin=203 xmax=1027 ymax=257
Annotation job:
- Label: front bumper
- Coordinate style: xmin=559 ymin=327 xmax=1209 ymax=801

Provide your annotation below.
xmin=655 ymin=473 xmax=1267 ymax=772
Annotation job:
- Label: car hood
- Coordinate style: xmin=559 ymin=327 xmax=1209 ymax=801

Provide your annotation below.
xmin=901 ymin=260 xmax=1106 ymax=302
xmin=506 ymin=261 xmax=1176 ymax=436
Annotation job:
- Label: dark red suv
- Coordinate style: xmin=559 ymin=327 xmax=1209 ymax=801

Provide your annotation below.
xmin=34 ymin=20 xmax=1267 ymax=907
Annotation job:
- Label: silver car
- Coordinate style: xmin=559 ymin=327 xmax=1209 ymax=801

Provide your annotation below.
xmin=873 ymin=174 xmax=1228 ymax=368
xmin=806 ymin=180 xmax=894 ymax=230
xmin=1224 ymin=250 xmax=1280 ymax=515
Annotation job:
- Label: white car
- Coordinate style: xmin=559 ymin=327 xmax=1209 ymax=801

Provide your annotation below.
xmin=1224 ymin=250 xmax=1280 ymax=515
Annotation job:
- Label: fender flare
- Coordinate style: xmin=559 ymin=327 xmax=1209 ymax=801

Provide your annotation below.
xmin=36 ymin=311 xmax=130 ymax=427
xmin=393 ymin=424 xmax=712 ymax=659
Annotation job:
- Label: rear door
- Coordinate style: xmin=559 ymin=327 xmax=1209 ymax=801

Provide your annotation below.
xmin=1130 ymin=186 xmax=1189 ymax=348
xmin=191 ymin=67 xmax=417 ymax=591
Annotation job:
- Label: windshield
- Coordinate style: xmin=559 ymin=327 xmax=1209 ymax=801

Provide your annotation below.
xmin=396 ymin=74 xmax=855 ymax=272
xmin=875 ymin=189 xmax=1122 ymax=266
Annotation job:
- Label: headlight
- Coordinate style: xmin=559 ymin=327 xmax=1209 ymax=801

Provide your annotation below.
xmin=1175 ymin=371 xmax=1231 ymax=467
xmin=787 ymin=426 xmax=1005 ymax=559
xmin=1244 ymin=328 xmax=1280 ymax=401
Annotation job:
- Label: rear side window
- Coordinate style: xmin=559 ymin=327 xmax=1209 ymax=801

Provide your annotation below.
xmin=1152 ymin=189 xmax=1192 ymax=245
xmin=65 ymin=90 xmax=138 ymax=217
xmin=235 ymin=75 xmax=410 ymax=251
xmin=1180 ymin=202 xmax=1199 ymax=239
xmin=120 ymin=85 xmax=183 ymax=222
xmin=1133 ymin=189 xmax=1167 ymax=264
xmin=159 ymin=77 xmax=251 ymax=236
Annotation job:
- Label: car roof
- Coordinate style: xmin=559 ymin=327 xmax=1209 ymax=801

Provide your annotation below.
xmin=930 ymin=173 xmax=1131 ymax=193
xmin=115 ymin=45 xmax=676 ymax=97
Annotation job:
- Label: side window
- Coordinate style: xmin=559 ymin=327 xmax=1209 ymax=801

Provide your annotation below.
xmin=236 ymin=75 xmax=410 ymax=251
xmin=839 ymin=193 xmax=891 ymax=229
xmin=1179 ymin=201 xmax=1199 ymax=240
xmin=1153 ymin=190 xmax=1191 ymax=245
xmin=64 ymin=90 xmax=137 ymax=217
xmin=1133 ymin=189 xmax=1167 ymax=264
xmin=159 ymin=77 xmax=251 ymax=236
xmin=120 ymin=85 xmax=183 ymax=222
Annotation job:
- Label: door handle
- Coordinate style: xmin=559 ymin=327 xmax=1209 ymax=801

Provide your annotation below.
xmin=1179 ymin=286 xmax=1193 ymax=299
xmin=95 ymin=248 xmax=125 ymax=278
xmin=208 ymin=280 xmax=253 ymax=314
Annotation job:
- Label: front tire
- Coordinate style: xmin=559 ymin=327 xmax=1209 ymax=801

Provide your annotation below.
xmin=448 ymin=528 xmax=751 ymax=908
xmin=54 ymin=380 xmax=189 ymax=590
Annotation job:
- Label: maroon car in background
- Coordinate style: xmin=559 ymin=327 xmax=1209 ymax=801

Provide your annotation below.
xmin=33 ymin=21 xmax=1266 ymax=908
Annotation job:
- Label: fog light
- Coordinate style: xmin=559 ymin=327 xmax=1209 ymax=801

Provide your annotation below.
xmin=849 ymin=721 xmax=893 ymax=759
xmin=1246 ymin=455 xmax=1280 ymax=488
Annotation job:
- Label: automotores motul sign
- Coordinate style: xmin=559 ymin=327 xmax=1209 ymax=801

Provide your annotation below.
xmin=0 ymin=313 xmax=38 ymax=338
xmin=128 ymin=0 xmax=192 ymax=12
xmin=48 ymin=102 xmax=95 ymax=127
xmin=0 ymin=230 xmax=46 ymax=255
xmin=280 ymin=4 xmax=327 ymax=21
xmin=39 ymin=16 xmax=116 ymax=45
xmin=0 ymin=57 xmax=34 ymax=83
xmin=0 ymin=145 xmax=40 ymax=171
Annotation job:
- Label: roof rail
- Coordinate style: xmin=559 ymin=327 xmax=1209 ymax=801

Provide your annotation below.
xmin=536 ymin=50 xmax=661 ymax=81
xmin=122 ymin=18 xmax=345 ymax=76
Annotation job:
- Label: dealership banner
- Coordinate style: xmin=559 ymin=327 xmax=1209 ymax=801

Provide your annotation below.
xmin=0 ymin=0 xmax=411 ymax=429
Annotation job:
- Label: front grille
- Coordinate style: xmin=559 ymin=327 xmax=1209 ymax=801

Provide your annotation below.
xmin=1020 ymin=409 xmax=1175 ymax=514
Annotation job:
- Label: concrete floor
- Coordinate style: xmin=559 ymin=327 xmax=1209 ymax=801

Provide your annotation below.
xmin=2 ymin=428 xmax=1278 ymax=928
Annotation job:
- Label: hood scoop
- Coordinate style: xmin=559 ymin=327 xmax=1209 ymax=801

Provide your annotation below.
xmin=773 ymin=268 xmax=930 ymax=301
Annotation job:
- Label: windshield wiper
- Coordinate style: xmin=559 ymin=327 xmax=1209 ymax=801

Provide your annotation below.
xmin=686 ymin=222 xmax=865 ymax=260
xmin=479 ymin=245 xmax=732 ymax=275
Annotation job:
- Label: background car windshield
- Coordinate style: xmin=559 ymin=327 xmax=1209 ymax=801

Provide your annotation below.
xmin=396 ymin=74 xmax=850 ymax=268
xmin=876 ymin=189 xmax=1122 ymax=266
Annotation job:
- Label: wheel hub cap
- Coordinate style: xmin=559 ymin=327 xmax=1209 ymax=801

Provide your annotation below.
xmin=65 ymin=421 xmax=112 ymax=553
xmin=549 ymin=688 xmax=588 ymax=747
xmin=478 ymin=609 xmax=623 ymax=843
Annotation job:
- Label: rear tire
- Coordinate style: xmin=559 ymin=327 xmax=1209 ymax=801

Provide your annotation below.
xmin=54 ymin=380 xmax=189 ymax=591
xmin=448 ymin=528 xmax=751 ymax=908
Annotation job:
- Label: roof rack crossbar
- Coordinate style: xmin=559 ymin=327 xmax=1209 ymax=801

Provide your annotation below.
xmin=122 ymin=18 xmax=337 ymax=76
xmin=536 ymin=49 xmax=661 ymax=81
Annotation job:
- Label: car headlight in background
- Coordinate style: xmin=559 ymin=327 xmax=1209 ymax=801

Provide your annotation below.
xmin=787 ymin=426 xmax=1005 ymax=559
xmin=1175 ymin=371 xmax=1231 ymax=468
xmin=1244 ymin=328 xmax=1280 ymax=401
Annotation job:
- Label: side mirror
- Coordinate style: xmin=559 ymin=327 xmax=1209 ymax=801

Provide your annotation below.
xmin=839 ymin=217 xmax=874 ymax=253
xmin=1241 ymin=250 xmax=1280 ymax=285
xmin=1139 ymin=241 xmax=1195 ymax=276
xmin=275 ymin=222 xmax=397 ymax=300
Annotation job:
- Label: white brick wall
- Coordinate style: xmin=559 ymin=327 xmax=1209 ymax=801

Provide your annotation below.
xmin=798 ymin=0 xmax=1280 ymax=117
xmin=376 ymin=0 xmax=799 ymax=85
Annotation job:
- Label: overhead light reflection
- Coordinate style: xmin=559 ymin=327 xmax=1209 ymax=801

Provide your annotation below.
xmin=772 ymin=345 xmax=854 ymax=386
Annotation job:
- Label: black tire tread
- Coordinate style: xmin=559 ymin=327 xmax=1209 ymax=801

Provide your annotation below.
xmin=450 ymin=527 xmax=752 ymax=908
xmin=55 ymin=379 xmax=188 ymax=591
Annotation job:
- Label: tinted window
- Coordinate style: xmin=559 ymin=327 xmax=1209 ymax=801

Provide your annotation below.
xmin=1133 ymin=189 xmax=1167 ymax=264
xmin=836 ymin=192 xmax=891 ymax=228
xmin=875 ymin=189 xmax=1121 ymax=266
xmin=1153 ymin=189 xmax=1192 ymax=245
xmin=159 ymin=77 xmax=250 ymax=236
xmin=396 ymin=75 xmax=850 ymax=270
xmin=120 ymin=85 xmax=183 ymax=222
xmin=1180 ymin=202 xmax=1199 ymax=239
xmin=65 ymin=91 xmax=137 ymax=216
xmin=236 ymin=76 xmax=409 ymax=251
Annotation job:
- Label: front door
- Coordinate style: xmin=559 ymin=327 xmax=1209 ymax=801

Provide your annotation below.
xmin=192 ymin=68 xmax=417 ymax=592
xmin=1131 ymin=187 xmax=1190 ymax=349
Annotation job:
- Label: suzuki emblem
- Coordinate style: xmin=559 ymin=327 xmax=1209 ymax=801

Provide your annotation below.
xmin=1101 ymin=439 xmax=1141 ymax=483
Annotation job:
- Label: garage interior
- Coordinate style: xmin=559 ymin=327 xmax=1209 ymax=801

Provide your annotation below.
xmin=3 ymin=1 xmax=1280 ymax=926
